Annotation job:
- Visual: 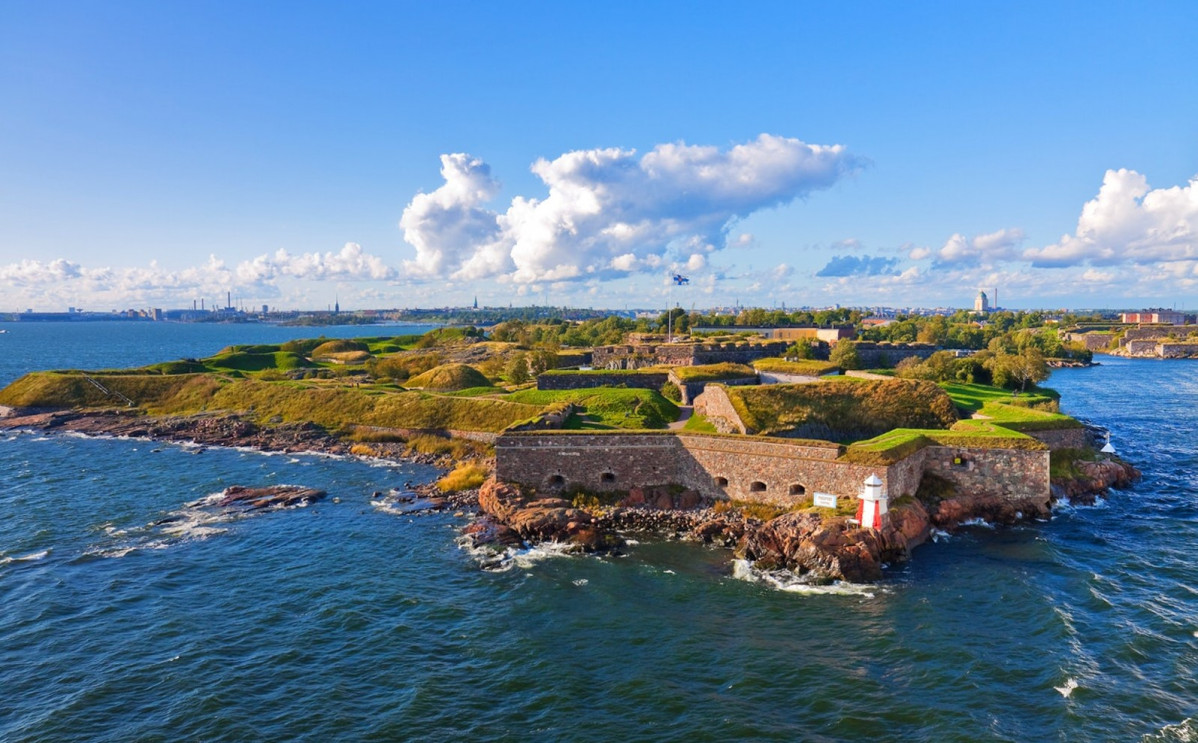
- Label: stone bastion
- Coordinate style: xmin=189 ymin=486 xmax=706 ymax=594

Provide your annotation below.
xmin=495 ymin=431 xmax=1051 ymax=511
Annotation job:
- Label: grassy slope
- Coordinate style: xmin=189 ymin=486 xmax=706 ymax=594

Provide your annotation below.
xmin=0 ymin=371 xmax=540 ymax=432
xmin=727 ymin=378 xmax=959 ymax=438
xmin=507 ymin=388 xmax=679 ymax=429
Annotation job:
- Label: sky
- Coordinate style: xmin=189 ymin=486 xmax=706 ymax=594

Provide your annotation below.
xmin=2 ymin=1 xmax=1197 ymax=312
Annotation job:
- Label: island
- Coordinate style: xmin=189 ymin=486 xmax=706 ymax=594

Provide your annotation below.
xmin=0 ymin=315 xmax=1140 ymax=584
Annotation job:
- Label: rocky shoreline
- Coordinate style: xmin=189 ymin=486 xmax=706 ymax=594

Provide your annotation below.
xmin=1 ymin=407 xmax=1141 ymax=584
xmin=0 ymin=409 xmax=455 ymax=467
xmin=462 ymin=448 xmax=1139 ymax=583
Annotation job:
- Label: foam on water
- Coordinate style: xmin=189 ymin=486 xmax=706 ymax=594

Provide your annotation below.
xmin=1054 ymin=677 xmax=1079 ymax=698
xmin=730 ymin=559 xmax=879 ymax=597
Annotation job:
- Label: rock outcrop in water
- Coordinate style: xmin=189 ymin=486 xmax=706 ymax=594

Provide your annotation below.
xmin=474 ymin=479 xmax=622 ymax=552
xmin=1052 ymin=458 xmax=1141 ymax=506
xmin=217 ymin=485 xmax=327 ymax=510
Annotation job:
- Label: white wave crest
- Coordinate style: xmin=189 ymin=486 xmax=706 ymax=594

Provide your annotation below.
xmin=1142 ymin=718 xmax=1198 ymax=743
xmin=730 ymin=559 xmax=879 ymax=597
xmin=1054 ymin=677 xmax=1078 ymax=698
xmin=457 ymin=535 xmax=580 ymax=572
xmin=13 ymin=549 xmax=51 ymax=562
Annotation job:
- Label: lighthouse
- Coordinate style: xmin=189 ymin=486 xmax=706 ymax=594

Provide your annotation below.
xmin=855 ymin=474 xmax=889 ymax=530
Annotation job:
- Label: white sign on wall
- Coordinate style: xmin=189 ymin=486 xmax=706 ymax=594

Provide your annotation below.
xmin=813 ymin=492 xmax=837 ymax=509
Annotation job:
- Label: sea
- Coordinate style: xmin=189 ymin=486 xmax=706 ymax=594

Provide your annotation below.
xmin=0 ymin=321 xmax=1194 ymax=742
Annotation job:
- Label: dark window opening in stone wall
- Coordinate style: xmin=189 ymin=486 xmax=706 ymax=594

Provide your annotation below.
xmin=600 ymin=472 xmax=616 ymax=484
xmin=547 ymin=475 xmax=566 ymax=488
xmin=714 ymin=476 xmax=729 ymax=488
xmin=789 ymin=484 xmax=806 ymax=496
xmin=750 ymin=481 xmax=767 ymax=492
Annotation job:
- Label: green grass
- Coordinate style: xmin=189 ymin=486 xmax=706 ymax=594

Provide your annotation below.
xmin=671 ymin=363 xmax=756 ymax=382
xmin=209 ymin=381 xmax=536 ymax=432
xmin=681 ymin=413 xmax=719 ymax=433
xmin=842 ymin=425 xmax=1047 ymax=465
xmin=507 ymin=387 xmax=680 ymax=429
xmin=0 ymin=371 xmax=221 ymax=412
xmin=938 ymin=381 xmax=1058 ymax=413
xmin=752 ymin=358 xmax=840 ymax=376
xmin=969 ymin=401 xmax=1082 ymax=431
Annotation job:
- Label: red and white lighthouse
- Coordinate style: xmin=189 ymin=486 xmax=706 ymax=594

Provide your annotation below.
xmin=855 ymin=474 xmax=889 ymax=530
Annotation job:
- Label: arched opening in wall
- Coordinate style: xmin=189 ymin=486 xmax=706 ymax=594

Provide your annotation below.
xmin=789 ymin=484 xmax=806 ymax=496
xmin=547 ymin=475 xmax=566 ymax=489
xmin=750 ymin=481 xmax=767 ymax=493
xmin=714 ymin=476 xmax=729 ymax=488
xmin=600 ymin=472 xmax=616 ymax=484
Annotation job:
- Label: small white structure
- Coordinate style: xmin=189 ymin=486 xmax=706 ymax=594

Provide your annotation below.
xmin=855 ymin=474 xmax=889 ymax=530
xmin=1101 ymin=433 xmax=1117 ymax=455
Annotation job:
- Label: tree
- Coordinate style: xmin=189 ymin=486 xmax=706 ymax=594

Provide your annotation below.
xmin=987 ymin=349 xmax=1048 ymax=392
xmin=785 ymin=338 xmax=817 ymax=360
xmin=830 ymin=340 xmax=862 ymax=370
xmin=504 ymin=352 xmax=530 ymax=385
xmin=528 ymin=349 xmax=558 ymax=375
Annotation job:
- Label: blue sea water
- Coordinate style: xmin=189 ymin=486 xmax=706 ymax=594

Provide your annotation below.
xmin=1 ymin=324 xmax=1195 ymax=742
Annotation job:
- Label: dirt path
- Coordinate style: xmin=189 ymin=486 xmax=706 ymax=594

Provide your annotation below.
xmin=668 ymin=405 xmax=693 ymax=430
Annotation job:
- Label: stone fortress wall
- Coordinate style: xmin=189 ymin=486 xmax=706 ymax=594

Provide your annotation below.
xmin=537 ymin=371 xmax=670 ymax=392
xmin=495 ymin=431 xmax=1051 ymax=511
xmin=592 ymin=341 xmax=789 ymax=370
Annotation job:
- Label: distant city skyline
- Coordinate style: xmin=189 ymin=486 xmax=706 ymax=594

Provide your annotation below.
xmin=2 ymin=2 xmax=1196 ymax=311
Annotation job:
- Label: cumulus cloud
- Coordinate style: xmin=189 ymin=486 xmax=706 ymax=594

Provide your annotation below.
xmin=1 ymin=244 xmax=398 ymax=308
xmin=400 ymin=134 xmax=859 ymax=283
xmin=0 ymin=258 xmax=85 ymax=285
xmin=400 ymin=154 xmax=506 ymax=278
xmin=237 ymin=243 xmax=396 ymax=282
xmin=928 ymin=228 xmax=1025 ymax=268
xmin=815 ymin=254 xmax=900 ymax=277
xmin=1025 ymin=169 xmax=1198 ymax=268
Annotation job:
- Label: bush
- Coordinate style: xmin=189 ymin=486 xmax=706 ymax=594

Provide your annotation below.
xmin=659 ymin=381 xmax=682 ymax=402
xmin=437 ymin=461 xmax=489 ymax=492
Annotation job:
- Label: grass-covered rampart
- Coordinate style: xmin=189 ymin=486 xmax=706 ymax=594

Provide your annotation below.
xmin=671 ymin=363 xmax=757 ymax=382
xmin=507 ymin=388 xmax=679 ymax=429
xmin=0 ymin=371 xmax=542 ymax=433
xmin=725 ymin=378 xmax=959 ymax=438
xmin=752 ymin=358 xmax=840 ymax=376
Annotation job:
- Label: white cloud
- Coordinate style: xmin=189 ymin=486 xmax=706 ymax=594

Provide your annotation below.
xmin=400 ymin=154 xmax=506 ymax=278
xmin=929 ymin=228 xmax=1025 ymax=268
xmin=399 ymin=134 xmax=859 ymax=284
xmin=1 ymin=244 xmax=399 ymax=309
xmin=1025 ymin=169 xmax=1198 ymax=268
xmin=238 ymin=243 xmax=396 ymax=282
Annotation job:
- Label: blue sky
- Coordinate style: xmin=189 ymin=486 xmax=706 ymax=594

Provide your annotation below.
xmin=2 ymin=1 xmax=1196 ymax=312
